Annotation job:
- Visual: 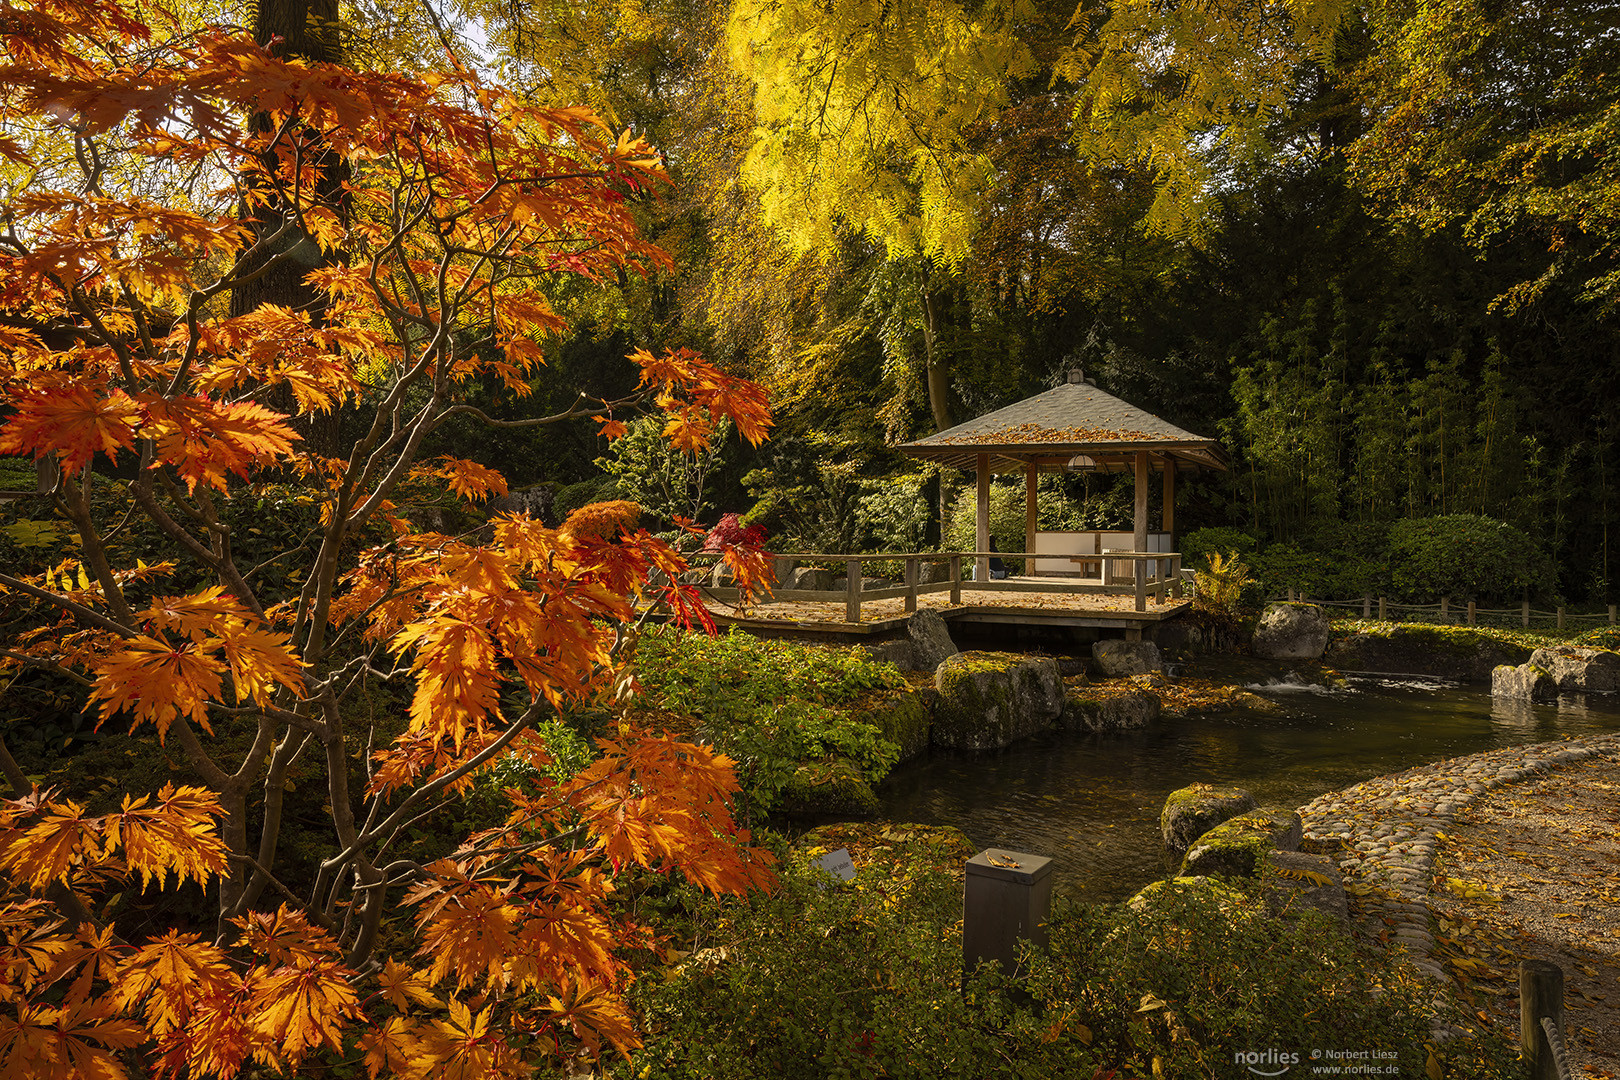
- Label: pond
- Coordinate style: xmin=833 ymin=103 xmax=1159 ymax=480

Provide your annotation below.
xmin=878 ymin=675 xmax=1620 ymax=902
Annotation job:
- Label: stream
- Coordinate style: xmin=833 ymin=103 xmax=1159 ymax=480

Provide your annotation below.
xmin=878 ymin=675 xmax=1620 ymax=902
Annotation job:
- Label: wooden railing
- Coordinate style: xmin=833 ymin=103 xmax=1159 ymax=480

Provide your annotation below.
xmin=690 ymin=549 xmax=1185 ymax=622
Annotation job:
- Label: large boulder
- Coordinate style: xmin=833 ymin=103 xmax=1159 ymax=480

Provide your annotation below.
xmin=908 ymin=609 xmax=958 ymax=670
xmin=918 ymin=560 xmax=955 ymax=585
xmin=1325 ymin=625 xmax=1531 ymax=682
xmin=1492 ymin=662 xmax=1558 ymax=702
xmin=1160 ymin=784 xmax=1257 ymax=853
xmin=1251 ymin=603 xmax=1332 ymax=660
xmin=1181 ymin=806 xmax=1304 ymax=879
xmin=852 ymin=686 xmax=932 ymax=763
xmin=1126 ymin=874 xmax=1249 ymax=916
xmin=1092 ymin=639 xmax=1161 ymax=677
xmin=787 ymin=567 xmax=835 ymax=592
xmin=1062 ymin=689 xmax=1160 ymax=733
xmin=775 ymin=758 xmax=880 ymax=818
xmin=932 ymin=652 xmax=1063 ymax=750
xmin=1263 ymin=850 xmax=1350 ymax=924
xmin=861 ymin=639 xmax=919 ymax=672
xmin=1528 ymin=645 xmax=1620 ymax=692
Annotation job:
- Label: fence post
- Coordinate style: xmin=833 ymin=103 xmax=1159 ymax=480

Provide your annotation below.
xmin=1378 ymin=596 xmax=1387 ymax=621
xmin=1523 ymin=600 xmax=1531 ymax=628
xmin=1134 ymin=558 xmax=1146 ymax=612
xmin=1520 ymin=960 xmax=1564 ymax=1080
xmin=963 ymin=849 xmax=1053 ymax=984
xmin=1287 ymin=586 xmax=1295 ymax=602
xmin=1611 ymin=604 xmax=1617 ymax=625
xmin=904 ymin=556 xmax=918 ymax=613
xmin=1171 ymin=554 xmax=1183 ymax=599
xmin=1440 ymin=597 xmax=1448 ymax=622
xmin=1468 ymin=601 xmax=1477 ymax=626
xmin=845 ymin=558 xmax=861 ymax=623
xmin=949 ymin=554 xmax=962 ymax=605
xmin=1362 ymin=596 xmax=1371 ymax=619
xmin=1557 ymin=607 xmax=1565 ymax=631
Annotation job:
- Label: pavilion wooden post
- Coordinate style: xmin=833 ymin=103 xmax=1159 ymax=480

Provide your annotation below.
xmin=1162 ymin=456 xmax=1175 ymax=547
xmin=1024 ymin=463 xmax=1038 ymax=576
xmin=976 ymin=454 xmax=991 ymax=584
xmin=1133 ymin=450 xmax=1149 ymax=556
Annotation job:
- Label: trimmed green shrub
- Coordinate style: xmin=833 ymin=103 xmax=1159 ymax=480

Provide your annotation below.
xmin=1180 ymin=526 xmax=1256 ymax=570
xmin=1386 ymin=514 xmax=1552 ymax=602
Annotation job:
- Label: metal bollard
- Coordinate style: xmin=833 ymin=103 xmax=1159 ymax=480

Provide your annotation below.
xmin=963 ymin=848 xmax=1053 ymax=983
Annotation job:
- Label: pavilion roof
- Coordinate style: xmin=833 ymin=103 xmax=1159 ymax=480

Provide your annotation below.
xmin=897 ymin=378 xmax=1225 ymax=473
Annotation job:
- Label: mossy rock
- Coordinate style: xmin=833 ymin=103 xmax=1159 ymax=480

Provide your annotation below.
xmin=852 ymin=686 xmax=931 ymax=763
xmin=1062 ymin=688 xmax=1160 ymax=733
xmin=776 ymin=758 xmax=881 ymax=818
xmin=1490 ymin=662 xmax=1557 ymax=702
xmin=1326 ymin=625 xmax=1531 ymax=682
xmin=1262 ymin=850 xmax=1349 ymax=924
xmin=1180 ymin=806 xmax=1304 ymax=879
xmin=1126 ymin=874 xmax=1251 ymax=915
xmin=1160 ymin=783 xmax=1256 ymax=853
xmin=931 ymin=651 xmax=1062 ymax=750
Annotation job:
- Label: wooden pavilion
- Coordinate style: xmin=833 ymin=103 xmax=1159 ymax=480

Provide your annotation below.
xmin=897 ymin=370 xmax=1226 ymax=582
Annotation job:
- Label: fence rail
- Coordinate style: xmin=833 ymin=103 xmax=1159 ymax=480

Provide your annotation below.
xmin=1269 ymin=588 xmax=1616 ymax=632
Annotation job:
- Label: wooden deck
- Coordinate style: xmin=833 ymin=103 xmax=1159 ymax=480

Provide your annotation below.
xmin=700 ymin=580 xmax=1192 ymax=638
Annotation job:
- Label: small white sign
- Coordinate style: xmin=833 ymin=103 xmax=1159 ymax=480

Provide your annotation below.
xmin=815 ymin=847 xmax=855 ymax=882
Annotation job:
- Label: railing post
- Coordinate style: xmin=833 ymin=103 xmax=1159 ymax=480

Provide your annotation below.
xmin=1520 ymin=959 xmax=1564 ymax=1080
xmin=1378 ymin=596 xmax=1387 ymax=621
xmin=1557 ymin=606 xmax=1565 ymax=630
xmin=1362 ymin=595 xmax=1371 ymax=619
xmin=1523 ymin=600 xmax=1531 ymax=628
xmin=1287 ymin=586 xmax=1295 ymax=602
xmin=1611 ymin=604 xmax=1617 ymax=625
xmin=846 ymin=558 xmax=861 ymax=623
xmin=1171 ymin=554 xmax=1183 ymax=599
xmin=1441 ymin=596 xmax=1448 ymax=622
xmin=1468 ymin=601 xmax=1477 ymax=626
xmin=963 ymin=849 xmax=1053 ymax=984
xmin=1134 ymin=557 xmax=1146 ymax=612
xmin=949 ymin=554 xmax=962 ymax=605
xmin=904 ymin=556 xmax=918 ymax=613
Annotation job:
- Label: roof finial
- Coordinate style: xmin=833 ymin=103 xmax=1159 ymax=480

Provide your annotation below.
xmin=1067 ymin=367 xmax=1084 ymax=385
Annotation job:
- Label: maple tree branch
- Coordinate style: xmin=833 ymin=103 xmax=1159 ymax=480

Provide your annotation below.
xmin=0 ymin=573 xmax=135 ymax=639
xmin=0 ymin=649 xmax=94 ymax=687
xmin=227 ymin=851 xmax=337 ymax=930
xmin=436 ymin=389 xmax=648 ymax=429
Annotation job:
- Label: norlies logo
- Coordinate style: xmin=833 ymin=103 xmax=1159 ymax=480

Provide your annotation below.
xmin=1235 ymin=1049 xmax=1300 ymax=1076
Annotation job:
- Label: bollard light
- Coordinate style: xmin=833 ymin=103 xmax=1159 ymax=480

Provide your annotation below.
xmin=963 ymin=848 xmax=1053 ymax=982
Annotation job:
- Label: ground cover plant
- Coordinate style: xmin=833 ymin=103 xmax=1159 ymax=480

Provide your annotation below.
xmin=0 ymin=2 xmax=783 ymax=1074
xmin=628 ymin=627 xmax=907 ymax=813
xmin=616 ymin=823 xmax=1520 ymax=1080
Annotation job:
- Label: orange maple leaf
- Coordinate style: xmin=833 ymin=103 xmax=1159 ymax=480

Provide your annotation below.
xmin=0 ymin=386 xmax=140 ymax=474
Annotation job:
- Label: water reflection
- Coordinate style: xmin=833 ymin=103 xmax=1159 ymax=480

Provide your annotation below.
xmin=880 ymin=680 xmax=1620 ymax=902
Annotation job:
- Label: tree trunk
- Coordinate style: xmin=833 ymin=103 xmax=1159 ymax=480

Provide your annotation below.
xmin=920 ymin=288 xmax=953 ymax=432
xmin=231 ymin=0 xmax=346 ymax=455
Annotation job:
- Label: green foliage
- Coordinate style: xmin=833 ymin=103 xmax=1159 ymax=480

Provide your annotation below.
xmin=630 ymin=628 xmax=905 ymax=811
xmin=944 ymin=479 xmax=1025 ymax=564
xmin=553 ymin=474 xmax=623 ymax=522
xmin=597 ymin=414 xmax=734 ymax=527
xmin=1179 ymin=526 xmax=1256 ymax=570
xmin=621 ymin=841 xmax=1514 ymax=1079
xmin=853 ymin=472 xmax=932 ymax=554
xmin=1386 ymin=514 xmax=1552 ymax=603
xmin=1573 ymin=625 xmax=1620 ymax=651
xmin=621 ymin=833 xmax=1040 ymax=1080
xmin=1025 ymin=883 xmax=1515 ymax=1079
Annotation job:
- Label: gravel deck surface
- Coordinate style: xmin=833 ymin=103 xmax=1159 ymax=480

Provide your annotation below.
xmin=1301 ymin=734 xmax=1620 ymax=1076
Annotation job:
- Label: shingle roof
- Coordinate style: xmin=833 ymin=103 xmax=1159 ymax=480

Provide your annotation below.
xmin=897 ymin=380 xmax=1224 ymax=473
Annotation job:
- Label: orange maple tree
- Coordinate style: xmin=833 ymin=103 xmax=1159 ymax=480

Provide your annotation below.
xmin=0 ymin=1 xmax=777 ymax=1074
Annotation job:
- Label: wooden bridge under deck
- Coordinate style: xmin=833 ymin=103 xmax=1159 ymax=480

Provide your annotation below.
xmin=691 ymin=550 xmax=1194 ymax=641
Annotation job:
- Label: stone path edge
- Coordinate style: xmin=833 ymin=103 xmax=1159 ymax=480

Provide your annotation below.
xmin=1298 ymin=732 xmax=1620 ymax=992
